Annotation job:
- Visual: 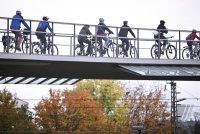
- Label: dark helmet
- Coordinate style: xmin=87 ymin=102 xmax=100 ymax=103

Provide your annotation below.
xmin=99 ymin=18 xmax=104 ymax=23
xmin=16 ymin=10 xmax=21 ymax=15
xmin=160 ymin=20 xmax=165 ymax=24
xmin=192 ymin=29 xmax=197 ymax=33
xmin=43 ymin=16 xmax=49 ymax=21
xmin=84 ymin=25 xmax=89 ymax=28
xmin=123 ymin=20 xmax=128 ymax=25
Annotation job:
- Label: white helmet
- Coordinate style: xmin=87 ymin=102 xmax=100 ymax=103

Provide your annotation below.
xmin=99 ymin=18 xmax=104 ymax=23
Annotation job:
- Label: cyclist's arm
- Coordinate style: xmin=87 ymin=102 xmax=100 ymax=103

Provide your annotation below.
xmin=47 ymin=23 xmax=53 ymax=33
xmin=195 ymin=35 xmax=200 ymax=40
xmin=129 ymin=28 xmax=136 ymax=38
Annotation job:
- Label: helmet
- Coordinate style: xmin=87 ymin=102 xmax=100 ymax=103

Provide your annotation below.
xmin=160 ymin=20 xmax=165 ymax=24
xmin=84 ymin=25 xmax=89 ymax=28
xmin=192 ymin=29 xmax=197 ymax=33
xmin=16 ymin=10 xmax=21 ymax=15
xmin=123 ymin=20 xmax=128 ymax=25
xmin=99 ymin=18 xmax=104 ymax=23
xmin=43 ymin=16 xmax=49 ymax=21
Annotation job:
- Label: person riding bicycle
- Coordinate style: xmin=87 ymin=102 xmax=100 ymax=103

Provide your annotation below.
xmin=78 ymin=25 xmax=93 ymax=55
xmin=186 ymin=29 xmax=200 ymax=59
xmin=154 ymin=20 xmax=168 ymax=53
xmin=10 ymin=10 xmax=30 ymax=51
xmin=97 ymin=18 xmax=114 ymax=49
xmin=36 ymin=16 xmax=53 ymax=54
xmin=118 ymin=20 xmax=136 ymax=57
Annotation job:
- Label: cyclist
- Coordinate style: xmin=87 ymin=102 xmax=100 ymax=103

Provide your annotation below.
xmin=154 ymin=20 xmax=168 ymax=53
xmin=186 ymin=29 xmax=200 ymax=59
xmin=118 ymin=20 xmax=136 ymax=57
xmin=97 ymin=18 xmax=113 ymax=49
xmin=10 ymin=10 xmax=30 ymax=51
xmin=36 ymin=16 xmax=53 ymax=54
xmin=78 ymin=25 xmax=93 ymax=55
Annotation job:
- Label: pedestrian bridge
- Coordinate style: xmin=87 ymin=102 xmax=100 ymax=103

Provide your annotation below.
xmin=0 ymin=17 xmax=200 ymax=85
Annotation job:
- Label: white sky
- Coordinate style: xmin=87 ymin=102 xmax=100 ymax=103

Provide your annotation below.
xmin=1 ymin=0 xmax=200 ymax=117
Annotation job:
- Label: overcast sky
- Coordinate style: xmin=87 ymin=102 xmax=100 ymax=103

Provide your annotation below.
xmin=1 ymin=0 xmax=200 ymax=116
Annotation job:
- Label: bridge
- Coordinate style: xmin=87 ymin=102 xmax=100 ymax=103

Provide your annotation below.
xmin=0 ymin=17 xmax=200 ymax=85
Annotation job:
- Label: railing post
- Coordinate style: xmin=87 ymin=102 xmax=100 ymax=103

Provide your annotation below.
xmin=29 ymin=20 xmax=32 ymax=55
xmin=51 ymin=22 xmax=54 ymax=55
xmin=116 ymin=27 xmax=119 ymax=58
xmin=178 ymin=30 xmax=181 ymax=59
xmin=6 ymin=18 xmax=10 ymax=53
xmin=73 ymin=24 xmax=76 ymax=56
xmin=137 ymin=28 xmax=139 ymax=59
xmin=158 ymin=29 xmax=161 ymax=59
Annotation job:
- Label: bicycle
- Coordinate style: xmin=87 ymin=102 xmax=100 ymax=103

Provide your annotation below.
xmin=115 ymin=38 xmax=138 ymax=58
xmin=2 ymin=33 xmax=16 ymax=53
xmin=75 ymin=36 xmax=95 ymax=56
xmin=182 ymin=42 xmax=200 ymax=59
xmin=95 ymin=33 xmax=116 ymax=57
xmin=151 ymin=36 xmax=177 ymax=59
xmin=32 ymin=33 xmax=58 ymax=55
xmin=21 ymin=29 xmax=31 ymax=54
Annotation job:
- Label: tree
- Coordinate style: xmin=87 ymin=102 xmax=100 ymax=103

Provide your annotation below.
xmin=123 ymin=81 xmax=171 ymax=134
xmin=0 ymin=88 xmax=36 ymax=134
xmin=34 ymin=89 xmax=110 ymax=133
xmin=75 ymin=80 xmax=124 ymax=116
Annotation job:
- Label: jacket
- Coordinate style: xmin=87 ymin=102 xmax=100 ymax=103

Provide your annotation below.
xmin=78 ymin=26 xmax=92 ymax=40
xmin=118 ymin=25 xmax=136 ymax=38
xmin=97 ymin=22 xmax=113 ymax=35
xmin=10 ymin=14 xmax=30 ymax=30
xmin=36 ymin=21 xmax=53 ymax=32
xmin=156 ymin=24 xmax=168 ymax=38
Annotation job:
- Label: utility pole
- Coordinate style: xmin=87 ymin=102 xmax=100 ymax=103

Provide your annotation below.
xmin=170 ymin=80 xmax=177 ymax=134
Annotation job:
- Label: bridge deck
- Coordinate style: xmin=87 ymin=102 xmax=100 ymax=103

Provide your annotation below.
xmin=0 ymin=53 xmax=200 ymax=85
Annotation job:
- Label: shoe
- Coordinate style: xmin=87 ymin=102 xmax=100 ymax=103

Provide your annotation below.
xmin=124 ymin=52 xmax=128 ymax=57
xmin=15 ymin=45 xmax=21 ymax=51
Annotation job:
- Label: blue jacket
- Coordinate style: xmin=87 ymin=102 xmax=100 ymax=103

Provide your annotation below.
xmin=10 ymin=14 xmax=30 ymax=29
xmin=97 ymin=22 xmax=113 ymax=35
xmin=36 ymin=21 xmax=53 ymax=33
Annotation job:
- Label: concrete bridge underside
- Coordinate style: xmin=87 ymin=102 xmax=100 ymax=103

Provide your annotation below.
xmin=0 ymin=53 xmax=200 ymax=85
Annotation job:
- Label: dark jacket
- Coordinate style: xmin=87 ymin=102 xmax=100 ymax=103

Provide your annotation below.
xmin=118 ymin=25 xmax=136 ymax=38
xmin=78 ymin=26 xmax=92 ymax=40
xmin=155 ymin=24 xmax=168 ymax=38
xmin=10 ymin=14 xmax=30 ymax=30
xmin=97 ymin=22 xmax=113 ymax=35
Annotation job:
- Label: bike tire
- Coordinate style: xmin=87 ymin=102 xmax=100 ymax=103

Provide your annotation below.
xmin=107 ymin=42 xmax=117 ymax=57
xmin=22 ymin=40 xmax=30 ymax=54
xmin=75 ymin=44 xmax=84 ymax=56
xmin=151 ymin=44 xmax=160 ymax=59
xmin=32 ymin=43 xmax=42 ymax=54
xmin=48 ymin=44 xmax=58 ymax=55
xmin=115 ymin=44 xmax=125 ymax=58
xmin=130 ymin=46 xmax=138 ymax=58
xmin=182 ymin=47 xmax=190 ymax=59
xmin=166 ymin=45 xmax=177 ymax=59
xmin=8 ymin=42 xmax=17 ymax=53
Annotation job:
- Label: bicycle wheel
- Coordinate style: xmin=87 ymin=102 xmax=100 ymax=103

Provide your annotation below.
xmin=115 ymin=44 xmax=125 ymax=58
xmin=75 ymin=44 xmax=84 ymax=56
xmin=7 ymin=42 xmax=16 ymax=53
xmin=130 ymin=46 xmax=138 ymax=58
xmin=22 ymin=40 xmax=30 ymax=54
xmin=166 ymin=44 xmax=177 ymax=59
xmin=182 ymin=47 xmax=190 ymax=59
xmin=151 ymin=44 xmax=160 ymax=59
xmin=107 ymin=42 xmax=117 ymax=57
xmin=197 ymin=50 xmax=200 ymax=60
xmin=32 ymin=43 xmax=42 ymax=54
xmin=48 ymin=44 xmax=58 ymax=55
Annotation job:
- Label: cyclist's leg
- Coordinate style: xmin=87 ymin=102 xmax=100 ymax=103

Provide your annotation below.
xmin=14 ymin=31 xmax=22 ymax=51
xmin=102 ymin=36 xmax=109 ymax=48
xmin=78 ymin=39 xmax=85 ymax=52
xmin=83 ymin=39 xmax=92 ymax=55
xmin=188 ymin=43 xmax=193 ymax=59
xmin=40 ymin=34 xmax=47 ymax=54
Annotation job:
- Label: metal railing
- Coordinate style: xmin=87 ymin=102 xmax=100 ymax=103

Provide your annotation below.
xmin=0 ymin=16 xmax=198 ymax=60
